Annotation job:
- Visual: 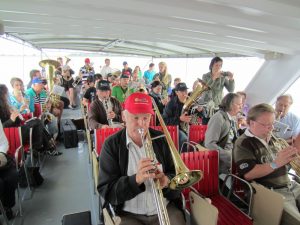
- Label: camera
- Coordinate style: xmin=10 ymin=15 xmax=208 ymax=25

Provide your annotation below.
xmin=222 ymin=71 xmax=229 ymax=76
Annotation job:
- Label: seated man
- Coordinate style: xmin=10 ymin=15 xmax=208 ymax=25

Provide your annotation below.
xmin=97 ymin=93 xmax=185 ymax=225
xmin=88 ymin=80 xmax=123 ymax=130
xmin=0 ymin=121 xmax=18 ymax=220
xmin=274 ymin=94 xmax=300 ymax=144
xmin=234 ymin=103 xmax=300 ymax=225
xmin=111 ymin=74 xmax=134 ymax=104
xmin=204 ymin=93 xmax=242 ymax=174
xmin=82 ymin=75 xmax=96 ymax=107
xmin=163 ymin=82 xmax=190 ymax=151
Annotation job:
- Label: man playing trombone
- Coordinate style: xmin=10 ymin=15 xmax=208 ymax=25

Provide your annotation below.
xmin=98 ymin=93 xmax=185 ymax=225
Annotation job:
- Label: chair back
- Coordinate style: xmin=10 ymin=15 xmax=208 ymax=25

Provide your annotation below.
xmin=94 ymin=127 xmax=122 ymax=156
xmin=188 ymin=125 xmax=207 ymax=144
xmin=181 ymin=150 xmax=219 ymax=197
xmin=4 ymin=127 xmax=22 ymax=162
xmin=150 ymin=125 xmax=179 ymax=150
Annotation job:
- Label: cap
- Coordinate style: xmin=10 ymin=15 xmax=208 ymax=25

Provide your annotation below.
xmin=123 ymin=61 xmax=128 ymax=66
xmin=124 ymin=93 xmax=154 ymax=115
xmin=32 ymin=77 xmax=44 ymax=85
xmin=85 ymin=58 xmax=90 ymax=63
xmin=175 ymin=82 xmax=188 ymax=91
xmin=96 ymin=80 xmax=110 ymax=91
xmin=120 ymin=74 xmax=130 ymax=79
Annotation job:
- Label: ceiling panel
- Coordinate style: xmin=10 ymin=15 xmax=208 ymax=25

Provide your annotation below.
xmin=1 ymin=0 xmax=300 ymax=57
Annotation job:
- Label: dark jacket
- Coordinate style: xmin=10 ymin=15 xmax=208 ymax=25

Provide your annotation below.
xmin=149 ymin=92 xmax=165 ymax=115
xmin=163 ymin=96 xmax=183 ymax=126
xmin=88 ymin=97 xmax=123 ymax=130
xmin=97 ymin=128 xmax=181 ymax=214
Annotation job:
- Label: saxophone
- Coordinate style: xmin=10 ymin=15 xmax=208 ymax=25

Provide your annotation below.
xmin=180 ymin=79 xmax=210 ymax=133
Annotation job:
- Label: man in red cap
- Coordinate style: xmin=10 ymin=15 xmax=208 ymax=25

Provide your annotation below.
xmin=98 ymin=93 xmax=185 ymax=225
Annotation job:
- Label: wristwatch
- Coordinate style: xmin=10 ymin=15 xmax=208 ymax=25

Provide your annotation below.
xmin=270 ymin=162 xmax=278 ymax=170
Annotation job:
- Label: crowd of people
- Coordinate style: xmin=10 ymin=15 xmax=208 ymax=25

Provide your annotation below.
xmin=1 ymin=56 xmax=300 ymax=224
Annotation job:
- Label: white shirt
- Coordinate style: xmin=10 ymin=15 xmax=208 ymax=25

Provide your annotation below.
xmin=100 ymin=66 xmax=113 ymax=79
xmin=123 ymin=131 xmax=168 ymax=215
xmin=0 ymin=121 xmax=8 ymax=154
xmin=274 ymin=112 xmax=300 ymax=140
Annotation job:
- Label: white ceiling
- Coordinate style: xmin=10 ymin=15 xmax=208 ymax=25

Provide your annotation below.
xmin=1 ymin=0 xmax=300 ymax=58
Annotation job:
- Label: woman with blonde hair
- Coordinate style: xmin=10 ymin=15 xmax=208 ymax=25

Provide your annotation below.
xmin=153 ymin=61 xmax=172 ymax=97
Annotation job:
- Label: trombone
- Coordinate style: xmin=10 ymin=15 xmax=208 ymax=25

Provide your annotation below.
xmin=152 ymin=99 xmax=203 ymax=190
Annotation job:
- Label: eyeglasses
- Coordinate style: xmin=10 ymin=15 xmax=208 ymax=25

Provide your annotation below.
xmin=254 ymin=120 xmax=275 ymax=128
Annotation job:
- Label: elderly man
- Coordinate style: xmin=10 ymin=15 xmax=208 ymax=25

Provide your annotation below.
xmin=234 ymin=103 xmax=300 ymax=225
xmin=98 ymin=92 xmax=185 ymax=225
xmin=274 ymin=94 xmax=300 ymax=144
xmin=88 ymin=80 xmax=123 ymax=130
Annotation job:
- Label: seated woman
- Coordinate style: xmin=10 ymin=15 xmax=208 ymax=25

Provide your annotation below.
xmin=0 ymin=120 xmax=18 ymax=220
xmin=149 ymin=81 xmax=168 ymax=115
xmin=204 ymin=93 xmax=243 ymax=174
xmin=0 ymin=84 xmax=59 ymax=155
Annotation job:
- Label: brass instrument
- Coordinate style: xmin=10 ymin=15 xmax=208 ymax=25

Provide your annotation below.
xmin=72 ymin=64 xmax=94 ymax=88
xmin=272 ymin=134 xmax=300 ymax=176
xmin=180 ymin=80 xmax=210 ymax=133
xmin=152 ymin=98 xmax=203 ymax=190
xmin=138 ymin=128 xmax=171 ymax=225
xmin=39 ymin=59 xmax=61 ymax=112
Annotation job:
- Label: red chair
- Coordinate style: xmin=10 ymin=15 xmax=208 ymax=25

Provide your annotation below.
xmin=188 ymin=125 xmax=207 ymax=144
xmin=150 ymin=125 xmax=179 ymax=150
xmin=181 ymin=150 xmax=253 ymax=225
xmin=94 ymin=127 xmax=122 ymax=157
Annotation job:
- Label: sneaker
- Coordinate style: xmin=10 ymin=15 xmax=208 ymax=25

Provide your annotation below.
xmin=72 ymin=104 xmax=77 ymax=108
xmin=68 ymin=105 xmax=75 ymax=110
xmin=46 ymin=150 xmax=63 ymax=156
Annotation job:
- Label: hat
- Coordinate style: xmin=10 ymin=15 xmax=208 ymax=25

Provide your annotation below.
xmin=175 ymin=82 xmax=188 ymax=91
xmin=96 ymin=80 xmax=110 ymax=91
xmin=124 ymin=93 xmax=154 ymax=115
xmin=120 ymin=74 xmax=130 ymax=79
xmin=32 ymin=77 xmax=44 ymax=85
xmin=123 ymin=61 xmax=128 ymax=66
xmin=85 ymin=58 xmax=90 ymax=63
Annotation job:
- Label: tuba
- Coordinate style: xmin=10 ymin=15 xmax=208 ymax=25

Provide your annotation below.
xmin=39 ymin=59 xmax=61 ymax=109
xmin=152 ymin=98 xmax=203 ymax=189
xmin=180 ymin=79 xmax=210 ymax=133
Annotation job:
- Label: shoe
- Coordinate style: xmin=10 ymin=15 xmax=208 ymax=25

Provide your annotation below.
xmin=68 ymin=105 xmax=75 ymax=110
xmin=46 ymin=150 xmax=63 ymax=156
xmin=72 ymin=104 xmax=77 ymax=108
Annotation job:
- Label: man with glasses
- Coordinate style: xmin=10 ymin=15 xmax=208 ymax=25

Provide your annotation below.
xmin=234 ymin=103 xmax=300 ymax=225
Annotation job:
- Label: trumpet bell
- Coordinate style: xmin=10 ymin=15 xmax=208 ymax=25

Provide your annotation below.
xmin=169 ymin=170 xmax=203 ymax=190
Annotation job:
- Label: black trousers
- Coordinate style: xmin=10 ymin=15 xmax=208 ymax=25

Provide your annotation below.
xmin=0 ymin=165 xmax=18 ymax=208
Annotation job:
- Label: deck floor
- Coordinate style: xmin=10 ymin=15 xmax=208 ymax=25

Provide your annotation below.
xmin=10 ymin=107 xmax=100 ymax=225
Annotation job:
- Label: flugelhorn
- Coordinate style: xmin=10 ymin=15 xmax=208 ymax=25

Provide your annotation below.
xmin=152 ymin=98 xmax=203 ymax=190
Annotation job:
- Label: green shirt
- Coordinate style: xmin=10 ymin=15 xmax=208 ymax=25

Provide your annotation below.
xmin=111 ymin=86 xmax=134 ymax=103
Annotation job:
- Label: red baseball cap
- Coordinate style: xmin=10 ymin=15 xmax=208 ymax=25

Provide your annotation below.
xmin=124 ymin=93 xmax=154 ymax=115
xmin=85 ymin=58 xmax=90 ymax=63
